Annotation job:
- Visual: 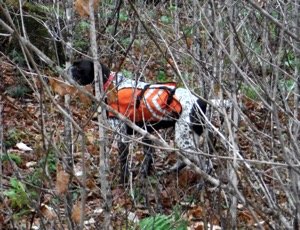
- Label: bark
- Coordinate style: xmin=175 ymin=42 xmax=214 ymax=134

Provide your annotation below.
xmin=63 ymin=0 xmax=75 ymax=228
xmin=88 ymin=0 xmax=111 ymax=229
xmin=291 ymin=1 xmax=300 ymax=227
xmin=227 ymin=1 xmax=239 ymax=227
xmin=0 ymin=101 xmax=3 ymax=190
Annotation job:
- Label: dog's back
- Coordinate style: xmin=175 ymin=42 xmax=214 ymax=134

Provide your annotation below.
xmin=71 ymin=59 xmax=208 ymax=136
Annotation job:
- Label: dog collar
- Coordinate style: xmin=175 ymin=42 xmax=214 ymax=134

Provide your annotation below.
xmin=103 ymin=72 xmax=116 ymax=90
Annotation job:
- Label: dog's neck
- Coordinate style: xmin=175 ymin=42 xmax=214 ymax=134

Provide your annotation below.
xmin=104 ymin=72 xmax=126 ymax=90
xmin=103 ymin=72 xmax=116 ymax=90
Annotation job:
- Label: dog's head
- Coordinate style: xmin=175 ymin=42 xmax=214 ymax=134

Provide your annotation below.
xmin=71 ymin=59 xmax=111 ymax=85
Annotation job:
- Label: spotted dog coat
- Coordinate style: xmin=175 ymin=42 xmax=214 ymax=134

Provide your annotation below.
xmin=71 ymin=59 xmax=211 ymax=183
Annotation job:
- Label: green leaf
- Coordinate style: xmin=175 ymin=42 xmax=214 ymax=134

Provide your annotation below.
xmin=140 ymin=214 xmax=187 ymax=230
xmin=121 ymin=37 xmax=131 ymax=46
xmin=10 ymin=178 xmax=20 ymax=189
xmin=183 ymin=27 xmax=192 ymax=36
xmin=4 ymin=190 xmax=17 ymax=198
xmin=156 ymin=71 xmax=168 ymax=82
xmin=2 ymin=154 xmax=22 ymax=166
xmin=240 ymin=83 xmax=260 ymax=100
xmin=79 ymin=21 xmax=90 ymax=29
xmin=161 ymin=15 xmax=170 ymax=24
xmin=119 ymin=12 xmax=128 ymax=22
xmin=279 ymin=79 xmax=295 ymax=94
xmin=168 ymin=6 xmax=176 ymax=11
xmin=122 ymin=69 xmax=134 ymax=78
xmin=18 ymin=181 xmax=26 ymax=192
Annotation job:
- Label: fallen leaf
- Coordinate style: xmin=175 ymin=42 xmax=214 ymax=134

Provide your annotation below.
xmin=188 ymin=223 xmax=222 ymax=230
xmin=74 ymin=0 xmax=98 ymax=18
xmin=49 ymin=78 xmax=75 ymax=97
xmin=86 ymin=179 xmax=97 ymax=190
xmin=71 ymin=201 xmax=88 ymax=224
xmin=258 ymin=0 xmax=265 ymax=7
xmin=84 ymin=217 xmax=96 ymax=226
xmin=56 ymin=163 xmax=63 ymax=172
xmin=41 ymin=204 xmax=56 ymax=220
xmin=78 ymin=85 xmax=93 ymax=104
xmin=94 ymin=207 xmax=104 ymax=214
xmin=26 ymin=161 xmax=37 ymax=168
xmin=16 ymin=142 xmax=33 ymax=151
xmin=5 ymin=95 xmax=15 ymax=103
xmin=185 ymin=36 xmax=192 ymax=50
xmin=126 ymin=211 xmax=139 ymax=224
xmin=112 ymin=188 xmax=125 ymax=199
xmin=56 ymin=170 xmax=70 ymax=195
xmin=188 ymin=206 xmax=203 ymax=221
xmin=50 ymin=78 xmax=92 ymax=104
xmin=71 ymin=203 xmax=81 ymax=224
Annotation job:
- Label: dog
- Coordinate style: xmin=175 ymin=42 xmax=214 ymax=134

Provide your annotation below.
xmin=71 ymin=59 xmax=216 ymax=184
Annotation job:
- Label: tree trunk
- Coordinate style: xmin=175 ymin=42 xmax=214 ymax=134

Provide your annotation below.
xmin=88 ymin=0 xmax=111 ymax=229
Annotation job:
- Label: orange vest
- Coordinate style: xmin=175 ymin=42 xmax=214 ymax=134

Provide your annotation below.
xmin=108 ymin=83 xmax=182 ymax=122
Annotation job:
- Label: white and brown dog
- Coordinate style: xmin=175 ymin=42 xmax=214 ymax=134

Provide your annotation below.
xmin=71 ymin=59 xmax=222 ymax=184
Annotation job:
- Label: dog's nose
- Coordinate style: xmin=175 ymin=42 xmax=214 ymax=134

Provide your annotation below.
xmin=67 ymin=66 xmax=79 ymax=85
xmin=69 ymin=66 xmax=74 ymax=77
xmin=69 ymin=66 xmax=77 ymax=81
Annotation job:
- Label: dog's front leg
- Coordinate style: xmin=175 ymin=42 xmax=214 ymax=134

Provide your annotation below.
xmin=175 ymin=121 xmax=206 ymax=170
xmin=141 ymin=137 xmax=154 ymax=177
xmin=109 ymin=118 xmax=130 ymax=184
xmin=175 ymin=121 xmax=213 ymax=177
xmin=118 ymin=140 xmax=129 ymax=184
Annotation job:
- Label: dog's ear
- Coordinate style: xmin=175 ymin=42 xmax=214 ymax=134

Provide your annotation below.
xmin=72 ymin=60 xmax=79 ymax=66
xmin=100 ymin=63 xmax=110 ymax=84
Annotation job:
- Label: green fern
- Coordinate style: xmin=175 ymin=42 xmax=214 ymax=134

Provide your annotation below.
xmin=139 ymin=214 xmax=187 ymax=230
xmin=240 ymin=83 xmax=260 ymax=101
xmin=2 ymin=154 xmax=22 ymax=166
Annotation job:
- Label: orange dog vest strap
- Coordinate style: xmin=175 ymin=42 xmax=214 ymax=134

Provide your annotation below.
xmin=108 ymin=83 xmax=182 ymax=122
